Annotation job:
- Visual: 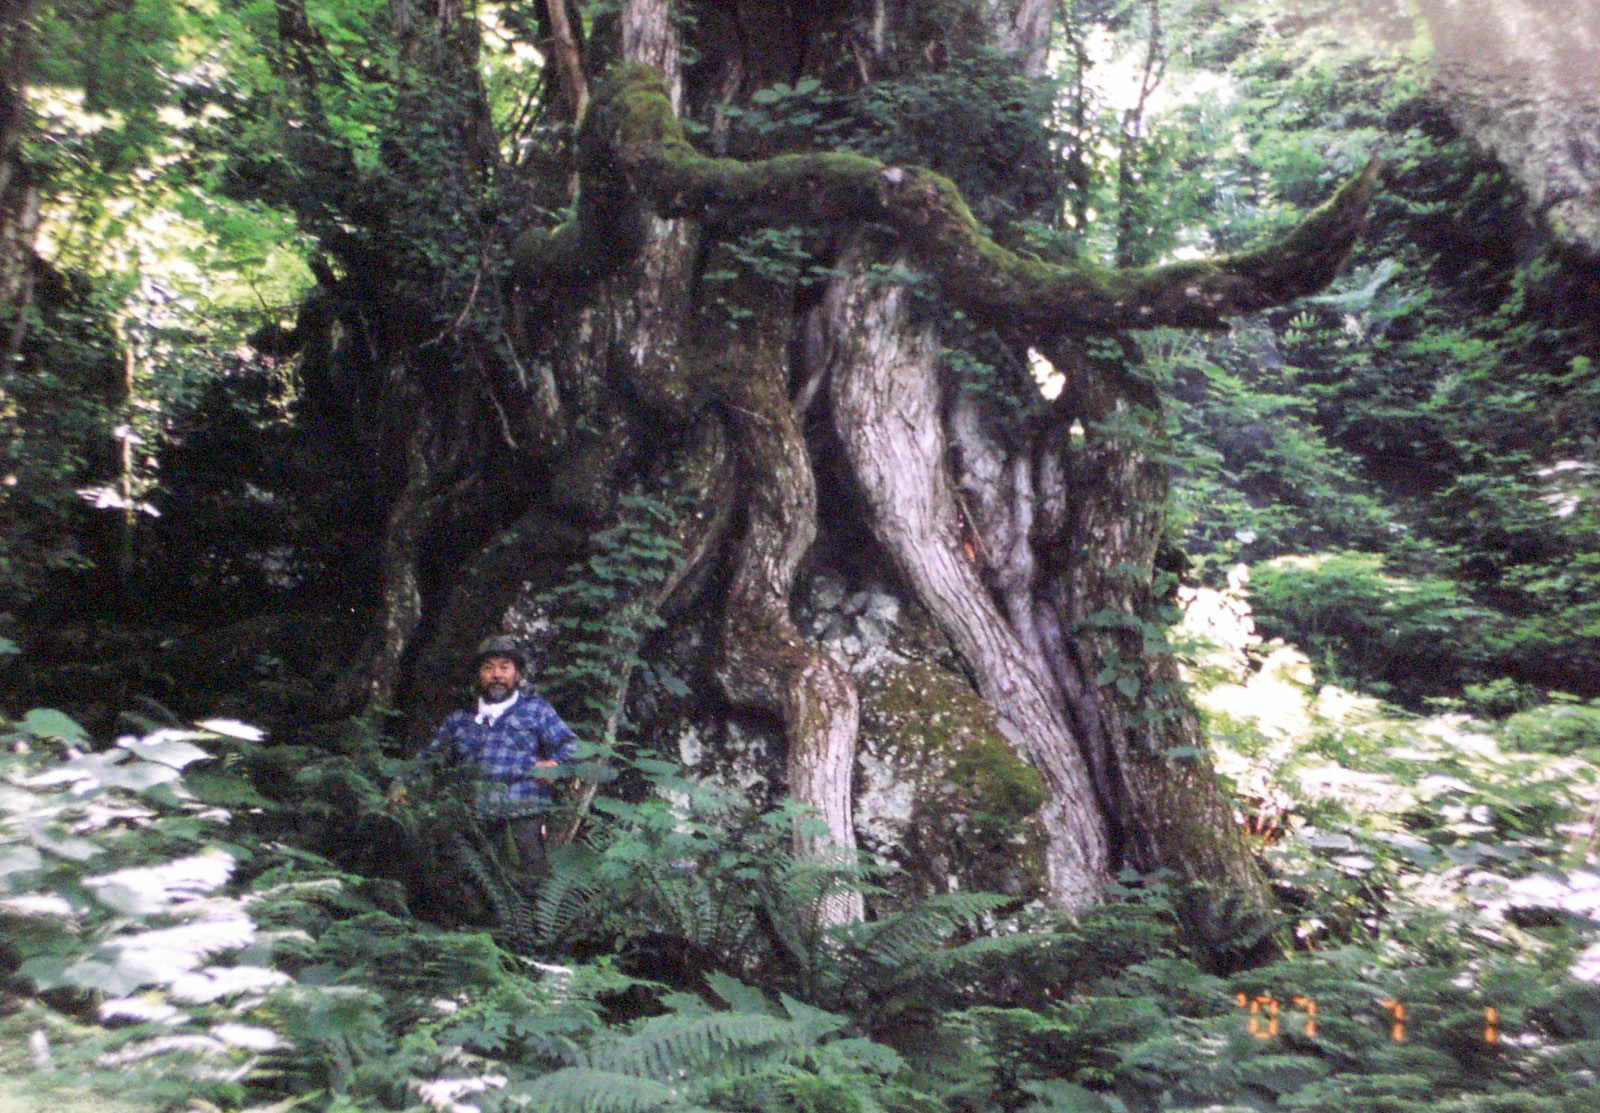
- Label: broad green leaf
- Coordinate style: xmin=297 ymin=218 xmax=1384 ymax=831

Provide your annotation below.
xmin=20 ymin=709 xmax=87 ymax=742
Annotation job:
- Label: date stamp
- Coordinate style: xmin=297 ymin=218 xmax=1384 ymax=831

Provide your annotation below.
xmin=1235 ymin=994 xmax=1500 ymax=1044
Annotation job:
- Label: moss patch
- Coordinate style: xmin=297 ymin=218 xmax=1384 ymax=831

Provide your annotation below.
xmin=856 ymin=659 xmax=1048 ymax=902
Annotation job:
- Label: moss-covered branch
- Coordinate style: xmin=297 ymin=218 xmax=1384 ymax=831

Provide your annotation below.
xmin=514 ymin=62 xmax=1379 ymax=332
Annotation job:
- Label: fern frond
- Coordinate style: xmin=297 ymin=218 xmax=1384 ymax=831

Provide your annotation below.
xmin=777 ymin=993 xmax=849 ymax=1043
xmin=533 ymin=870 xmax=596 ymax=946
xmin=517 ymin=1066 xmax=681 ymax=1112
xmin=447 ymin=830 xmax=539 ymax=952
xmin=890 ymin=929 xmax=1073 ymax=989
xmin=533 ymin=843 xmax=603 ymax=944
xmin=842 ymin=891 xmax=1013 ymax=970
xmin=705 ymin=970 xmax=775 ymax=1015
xmin=586 ymin=1011 xmax=799 ymax=1079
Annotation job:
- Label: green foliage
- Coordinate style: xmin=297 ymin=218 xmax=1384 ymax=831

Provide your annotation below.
xmin=8 ymin=4 xmax=1600 ymax=1113
xmin=717 ymin=47 xmax=1061 ymax=238
xmin=537 ymin=490 xmax=686 ymax=743
xmin=4 ymin=684 xmax=1598 ymax=1113
xmin=1497 ymin=698 xmax=1600 ymax=756
xmin=1123 ymin=4 xmax=1600 ymax=710
xmin=0 ymin=274 xmax=125 ymax=609
xmin=1248 ymin=552 xmax=1499 ymax=706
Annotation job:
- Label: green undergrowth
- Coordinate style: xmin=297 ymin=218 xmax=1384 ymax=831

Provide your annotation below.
xmin=4 ymin=651 xmax=1598 ymax=1113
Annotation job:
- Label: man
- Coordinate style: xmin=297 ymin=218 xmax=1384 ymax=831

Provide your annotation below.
xmin=420 ymin=634 xmax=578 ymax=864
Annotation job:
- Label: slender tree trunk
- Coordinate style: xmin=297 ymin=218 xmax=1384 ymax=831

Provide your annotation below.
xmin=0 ymin=0 xmax=38 ymax=366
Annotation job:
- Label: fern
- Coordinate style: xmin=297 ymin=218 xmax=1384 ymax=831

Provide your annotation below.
xmin=515 ymin=1066 xmax=686 ymax=1113
xmin=533 ymin=842 xmax=603 ymax=945
xmin=446 ymin=828 xmax=540 ymax=952
xmin=586 ymin=1011 xmax=800 ymax=1077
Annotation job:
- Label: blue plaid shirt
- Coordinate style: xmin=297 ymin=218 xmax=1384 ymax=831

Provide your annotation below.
xmin=426 ymin=693 xmax=578 ymax=814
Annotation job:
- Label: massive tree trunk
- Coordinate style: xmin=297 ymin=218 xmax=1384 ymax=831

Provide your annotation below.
xmin=260 ymin=0 xmax=1372 ymax=928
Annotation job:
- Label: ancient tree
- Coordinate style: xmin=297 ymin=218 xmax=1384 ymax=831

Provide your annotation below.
xmin=253 ymin=0 xmax=1373 ymax=926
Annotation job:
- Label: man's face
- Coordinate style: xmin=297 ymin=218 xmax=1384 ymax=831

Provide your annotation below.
xmin=476 ymin=655 xmax=520 ymax=701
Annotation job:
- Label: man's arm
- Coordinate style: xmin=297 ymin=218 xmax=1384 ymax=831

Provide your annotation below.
xmin=529 ymin=699 xmax=578 ymax=767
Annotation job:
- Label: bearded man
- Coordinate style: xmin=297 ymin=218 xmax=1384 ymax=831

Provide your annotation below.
xmin=422 ymin=634 xmax=578 ymax=863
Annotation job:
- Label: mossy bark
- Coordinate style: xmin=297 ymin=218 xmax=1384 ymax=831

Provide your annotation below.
xmin=816 ymin=240 xmax=1108 ymax=907
xmin=517 ymin=63 xmax=1378 ymax=334
xmin=702 ymin=257 xmax=863 ymax=924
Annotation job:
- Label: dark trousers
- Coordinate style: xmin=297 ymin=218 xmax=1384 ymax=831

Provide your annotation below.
xmin=496 ymin=814 xmax=547 ymax=874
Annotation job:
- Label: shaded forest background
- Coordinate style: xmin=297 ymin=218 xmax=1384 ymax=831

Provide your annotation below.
xmin=2 ymin=2 xmax=1599 ymax=1112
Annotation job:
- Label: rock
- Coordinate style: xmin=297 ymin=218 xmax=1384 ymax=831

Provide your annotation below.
xmin=664 ymin=569 xmax=1046 ymax=909
xmin=854 ymin=659 xmax=1050 ymax=906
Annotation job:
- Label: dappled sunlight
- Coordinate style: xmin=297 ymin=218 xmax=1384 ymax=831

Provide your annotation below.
xmin=1536 ymin=458 xmax=1600 ymax=519
xmin=1184 ymin=575 xmax=1600 ymax=979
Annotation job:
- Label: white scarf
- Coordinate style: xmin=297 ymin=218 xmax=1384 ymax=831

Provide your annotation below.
xmin=475 ymin=692 xmax=518 ymax=725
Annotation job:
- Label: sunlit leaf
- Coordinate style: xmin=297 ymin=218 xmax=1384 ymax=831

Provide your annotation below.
xmin=118 ymin=732 xmax=212 ymax=769
xmin=196 ymin=719 xmax=267 ymax=742
xmin=211 ymin=1023 xmax=284 ymax=1051
xmin=100 ymin=997 xmax=184 ymax=1024
xmin=87 ymin=852 xmax=234 ymax=916
xmin=33 ymin=830 xmax=102 ymax=862
xmin=0 ymin=845 xmax=44 ymax=883
xmin=170 ymin=964 xmax=291 ymax=1003
xmin=0 ymin=892 xmax=73 ymax=918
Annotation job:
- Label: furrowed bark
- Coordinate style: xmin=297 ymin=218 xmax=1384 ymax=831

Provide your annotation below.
xmin=350 ymin=391 xmax=435 ymax=712
xmin=817 ymin=245 xmax=1109 ymax=909
xmin=610 ymin=0 xmax=698 ymax=415
xmin=541 ymin=0 xmax=589 ymax=121
xmin=1042 ymin=343 xmax=1275 ymax=928
xmin=709 ymin=278 xmax=863 ymax=925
